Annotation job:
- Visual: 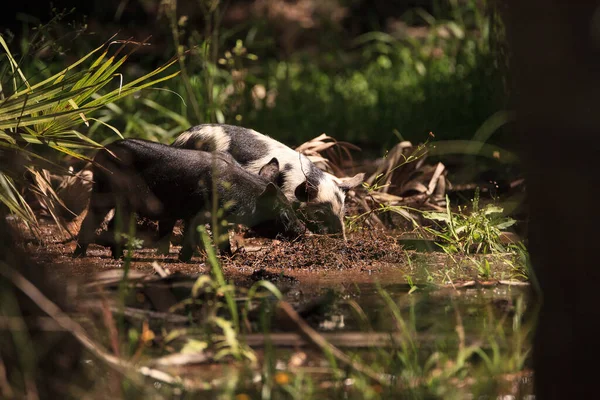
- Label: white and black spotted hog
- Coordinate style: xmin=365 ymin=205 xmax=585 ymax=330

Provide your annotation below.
xmin=172 ymin=124 xmax=364 ymax=238
xmin=73 ymin=139 xmax=307 ymax=262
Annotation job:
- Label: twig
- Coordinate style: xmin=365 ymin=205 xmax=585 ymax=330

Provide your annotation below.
xmin=77 ymin=300 xmax=191 ymax=325
xmin=152 ymin=261 xmax=170 ymax=278
xmin=441 ymin=280 xmax=529 ymax=289
xmin=498 ymin=280 xmax=530 ymax=286
xmin=82 ymin=269 xmax=150 ymax=289
xmin=444 ymin=280 xmax=474 ymax=289
xmin=151 ymin=351 xmax=214 ymax=367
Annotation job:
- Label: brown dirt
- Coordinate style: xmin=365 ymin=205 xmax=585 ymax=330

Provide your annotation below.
xmin=21 ymin=217 xmax=413 ymax=285
xmin=18 ymin=216 xmax=520 ymax=292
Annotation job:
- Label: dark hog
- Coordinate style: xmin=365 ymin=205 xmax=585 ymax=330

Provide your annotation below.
xmin=172 ymin=124 xmax=364 ymax=238
xmin=73 ymin=139 xmax=307 ymax=261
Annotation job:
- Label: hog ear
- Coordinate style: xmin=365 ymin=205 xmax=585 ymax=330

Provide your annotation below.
xmin=337 ymin=173 xmax=365 ymax=192
xmin=294 ymin=180 xmax=319 ymax=202
xmin=259 ymin=182 xmax=280 ymax=200
xmin=258 ymin=158 xmax=280 ymax=183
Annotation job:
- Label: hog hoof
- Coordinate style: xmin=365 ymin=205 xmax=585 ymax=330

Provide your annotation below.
xmin=72 ymin=245 xmax=86 ymax=258
xmin=178 ymin=247 xmax=194 ymax=263
xmin=156 ymin=242 xmax=171 ymax=256
xmin=109 ymin=245 xmax=122 ymax=260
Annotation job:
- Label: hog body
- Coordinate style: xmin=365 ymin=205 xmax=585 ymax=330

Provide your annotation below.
xmin=74 ymin=139 xmax=306 ymax=261
xmin=172 ymin=124 xmax=364 ymax=237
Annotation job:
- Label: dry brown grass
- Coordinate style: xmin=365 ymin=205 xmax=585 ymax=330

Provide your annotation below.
xmin=295 ymin=134 xmax=448 ymax=230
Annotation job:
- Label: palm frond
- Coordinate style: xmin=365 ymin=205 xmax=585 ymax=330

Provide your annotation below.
xmin=0 ymin=36 xmax=180 ymax=233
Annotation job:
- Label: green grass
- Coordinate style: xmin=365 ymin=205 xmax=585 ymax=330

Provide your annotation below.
xmin=421 ymin=190 xmax=516 ymax=255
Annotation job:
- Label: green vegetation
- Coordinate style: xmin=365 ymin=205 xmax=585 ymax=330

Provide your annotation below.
xmin=15 ymin=0 xmax=506 ymax=150
xmin=247 ymin=2 xmax=506 ymax=148
xmin=0 ymin=1 xmax=532 ymax=398
xmin=0 ymin=29 xmax=179 ymax=230
xmin=422 ymin=190 xmax=516 ymax=254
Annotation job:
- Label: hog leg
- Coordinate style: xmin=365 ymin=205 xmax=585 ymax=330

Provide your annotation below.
xmin=178 ymin=217 xmax=198 ymax=262
xmin=156 ymin=219 xmax=177 ymax=255
xmin=107 ymin=203 xmax=134 ymax=259
xmin=216 ymin=226 xmax=233 ymax=256
xmin=73 ymin=202 xmax=112 ymax=258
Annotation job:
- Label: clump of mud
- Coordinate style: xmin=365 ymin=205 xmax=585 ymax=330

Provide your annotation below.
xmin=228 ymin=230 xmax=405 ymax=270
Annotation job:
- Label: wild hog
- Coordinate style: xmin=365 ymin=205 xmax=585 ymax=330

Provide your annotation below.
xmin=172 ymin=124 xmax=364 ymax=238
xmin=73 ymin=139 xmax=307 ymax=261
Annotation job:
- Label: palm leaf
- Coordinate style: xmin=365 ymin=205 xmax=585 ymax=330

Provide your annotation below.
xmin=0 ymin=36 xmax=180 ymax=232
xmin=0 ymin=172 xmax=36 ymax=224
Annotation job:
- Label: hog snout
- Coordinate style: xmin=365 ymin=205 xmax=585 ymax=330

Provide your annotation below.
xmin=297 ymin=205 xmax=345 ymax=238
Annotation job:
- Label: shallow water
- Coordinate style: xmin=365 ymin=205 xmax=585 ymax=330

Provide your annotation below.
xmin=290 ymin=282 xmax=532 ymax=333
xmin=277 ymin=281 xmax=535 ymax=398
xmin=25 ymin=219 xmax=534 ymax=398
xmin=144 ymin=281 xmax=536 ymax=398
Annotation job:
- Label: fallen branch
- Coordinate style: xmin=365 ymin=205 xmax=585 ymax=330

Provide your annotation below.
xmin=79 ymin=302 xmax=190 ymax=324
xmin=441 ymin=280 xmax=530 ymax=289
xmin=151 ymin=351 xmax=215 ymax=367
xmin=498 ymin=280 xmax=530 ymax=286
xmin=276 ymin=301 xmax=388 ymax=386
xmin=242 ymin=332 xmax=467 ymax=348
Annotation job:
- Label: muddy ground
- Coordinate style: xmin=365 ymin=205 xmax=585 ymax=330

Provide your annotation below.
xmin=20 ymin=216 xmax=524 ymax=295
